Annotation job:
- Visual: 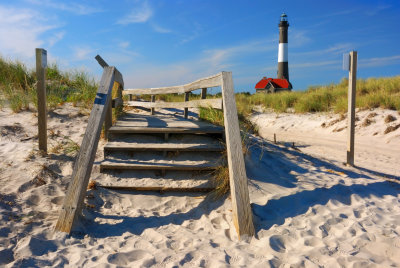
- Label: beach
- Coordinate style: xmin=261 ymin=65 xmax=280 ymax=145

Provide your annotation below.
xmin=1 ymin=104 xmax=399 ymax=267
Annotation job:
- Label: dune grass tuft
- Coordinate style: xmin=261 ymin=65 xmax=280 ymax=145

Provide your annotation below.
xmin=0 ymin=57 xmax=98 ymax=112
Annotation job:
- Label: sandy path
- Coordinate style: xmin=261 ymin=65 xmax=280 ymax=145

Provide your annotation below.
xmin=250 ymin=109 xmax=400 ymax=178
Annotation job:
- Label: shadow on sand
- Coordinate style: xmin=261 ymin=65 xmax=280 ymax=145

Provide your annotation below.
xmin=252 ymin=180 xmax=399 ymax=231
xmin=246 ymin=136 xmax=400 ymax=232
xmin=73 ymin=136 xmax=398 ymax=237
xmin=75 ymin=191 xmax=226 ymax=239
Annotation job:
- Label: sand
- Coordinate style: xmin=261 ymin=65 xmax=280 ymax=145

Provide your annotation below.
xmin=0 ymin=104 xmax=399 ymax=267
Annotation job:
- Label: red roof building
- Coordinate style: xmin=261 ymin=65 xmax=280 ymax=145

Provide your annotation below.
xmin=255 ymin=77 xmax=292 ymax=93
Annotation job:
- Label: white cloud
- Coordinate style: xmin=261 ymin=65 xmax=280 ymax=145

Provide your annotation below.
xmin=73 ymin=46 xmax=96 ymax=61
xmin=365 ymin=5 xmax=391 ymax=16
xmin=123 ymin=39 xmax=277 ymax=88
xmin=292 ymin=43 xmax=354 ymax=57
xmin=291 ymin=60 xmax=341 ymax=68
xmin=117 ymin=1 xmax=153 ymax=25
xmin=0 ymin=6 xmax=55 ymax=59
xmin=151 ymin=23 xmax=171 ymax=34
xmin=118 ymin=41 xmax=130 ymax=49
xmin=359 ymin=55 xmax=400 ymax=68
xmin=290 ymin=30 xmax=310 ymax=47
xmin=203 ymin=39 xmax=276 ymax=69
xmin=48 ymin=31 xmax=65 ymax=47
xmin=26 ymin=0 xmax=102 ymax=15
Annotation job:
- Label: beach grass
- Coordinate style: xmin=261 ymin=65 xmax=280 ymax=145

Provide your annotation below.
xmin=2 ymin=56 xmax=399 ymax=115
xmin=244 ymin=76 xmax=400 ymax=114
xmin=0 ymin=57 xmax=97 ymax=112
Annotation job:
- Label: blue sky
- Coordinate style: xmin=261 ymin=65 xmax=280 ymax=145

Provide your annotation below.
xmin=1 ymin=0 xmax=399 ymax=93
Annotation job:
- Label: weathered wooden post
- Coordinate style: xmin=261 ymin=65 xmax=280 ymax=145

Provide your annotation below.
xmin=36 ymin=48 xmax=47 ymax=154
xmin=201 ymin=88 xmax=207 ymax=99
xmin=221 ymin=71 xmax=255 ymax=238
xmin=183 ymin=93 xmax=189 ymax=118
xmin=55 ymin=67 xmax=116 ymax=233
xmin=151 ymin=95 xmax=155 ymax=115
xmin=345 ymin=51 xmax=357 ymax=166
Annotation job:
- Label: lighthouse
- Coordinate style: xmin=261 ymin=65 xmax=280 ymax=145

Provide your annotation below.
xmin=255 ymin=13 xmax=292 ymax=93
xmin=278 ymin=13 xmax=289 ymax=81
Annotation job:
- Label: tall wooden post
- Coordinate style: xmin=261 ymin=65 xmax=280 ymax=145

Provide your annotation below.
xmin=201 ymin=88 xmax=207 ymax=99
xmin=36 ymin=48 xmax=47 ymax=154
xmin=347 ymin=51 xmax=357 ymax=166
xmin=221 ymin=71 xmax=255 ymax=238
xmin=184 ymin=92 xmax=189 ymax=118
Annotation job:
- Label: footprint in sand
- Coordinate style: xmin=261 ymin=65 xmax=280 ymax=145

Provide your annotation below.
xmin=304 ymin=237 xmax=323 ymax=247
xmin=353 ymin=208 xmax=366 ymax=218
xmin=26 ymin=194 xmax=40 ymax=206
xmin=50 ymin=196 xmax=64 ymax=205
xmin=211 ymin=217 xmax=230 ymax=229
xmin=107 ymin=250 xmax=155 ymax=266
xmin=269 ymin=235 xmax=290 ymax=253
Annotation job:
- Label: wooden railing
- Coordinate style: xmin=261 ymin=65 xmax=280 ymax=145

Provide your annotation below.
xmin=54 ymin=57 xmax=124 ymax=233
xmin=124 ymin=73 xmax=224 ymax=118
xmin=124 ymin=72 xmax=255 ymax=238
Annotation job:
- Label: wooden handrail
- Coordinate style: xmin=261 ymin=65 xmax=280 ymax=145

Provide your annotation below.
xmin=123 ymin=73 xmax=222 ymax=95
xmin=55 ymin=66 xmax=117 ymax=233
xmin=95 ymin=55 xmax=124 ymax=139
xmin=127 ymin=98 xmax=223 ymax=110
xmin=95 ymin=55 xmax=124 ymax=88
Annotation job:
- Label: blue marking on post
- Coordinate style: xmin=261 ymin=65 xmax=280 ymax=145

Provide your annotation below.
xmin=94 ymin=93 xmax=108 ymax=105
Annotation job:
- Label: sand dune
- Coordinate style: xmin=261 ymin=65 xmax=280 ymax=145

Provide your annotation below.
xmin=0 ymin=105 xmax=399 ymax=267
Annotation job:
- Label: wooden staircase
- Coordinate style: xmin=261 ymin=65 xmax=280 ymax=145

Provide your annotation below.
xmin=97 ymin=112 xmax=225 ymax=191
xmin=55 ymin=62 xmax=254 ymax=238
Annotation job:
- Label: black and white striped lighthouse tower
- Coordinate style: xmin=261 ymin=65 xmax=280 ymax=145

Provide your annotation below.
xmin=277 ymin=13 xmax=289 ymax=81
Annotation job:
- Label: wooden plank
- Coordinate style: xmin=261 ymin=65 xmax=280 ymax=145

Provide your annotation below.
xmin=95 ymin=55 xmax=124 ymax=88
xmin=98 ymin=185 xmax=214 ymax=193
xmin=127 ymin=98 xmax=223 ymax=110
xmin=113 ymin=69 xmax=124 ymax=89
xmin=123 ymin=73 xmax=222 ymax=95
xmin=55 ymin=66 xmax=115 ymax=233
xmin=184 ymin=93 xmax=189 ymax=118
xmin=36 ymin=48 xmax=47 ymax=153
xmin=201 ymin=88 xmax=207 ymax=99
xmin=104 ymin=141 xmax=224 ymax=151
xmin=347 ymin=51 xmax=357 ymax=166
xmin=100 ymin=160 xmax=219 ymax=171
xmin=95 ymin=55 xmax=108 ymax=68
xmin=221 ymin=71 xmax=255 ymax=238
xmin=109 ymin=126 xmax=224 ymax=134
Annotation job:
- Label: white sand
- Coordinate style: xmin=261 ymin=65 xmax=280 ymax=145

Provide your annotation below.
xmin=1 ymin=104 xmax=399 ymax=267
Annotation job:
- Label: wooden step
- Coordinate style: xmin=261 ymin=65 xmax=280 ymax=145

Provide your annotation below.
xmin=108 ymin=126 xmax=224 ymax=134
xmin=104 ymin=141 xmax=224 ymax=153
xmin=95 ymin=173 xmax=215 ymax=192
xmin=100 ymin=159 xmax=220 ymax=172
xmin=110 ymin=112 xmax=224 ymax=135
xmin=98 ymin=185 xmax=214 ymax=192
